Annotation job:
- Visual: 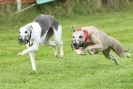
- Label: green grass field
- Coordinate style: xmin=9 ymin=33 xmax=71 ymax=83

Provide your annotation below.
xmin=0 ymin=11 xmax=133 ymax=89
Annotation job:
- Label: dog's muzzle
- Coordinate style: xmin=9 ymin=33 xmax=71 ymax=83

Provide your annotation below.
xmin=18 ymin=36 xmax=30 ymax=45
xmin=71 ymin=40 xmax=84 ymax=50
xmin=18 ymin=31 xmax=32 ymax=45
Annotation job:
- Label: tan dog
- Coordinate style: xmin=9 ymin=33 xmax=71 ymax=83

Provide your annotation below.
xmin=71 ymin=26 xmax=131 ymax=65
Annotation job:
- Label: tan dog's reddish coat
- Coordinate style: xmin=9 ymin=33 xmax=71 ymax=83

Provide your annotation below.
xmin=72 ymin=26 xmax=131 ymax=64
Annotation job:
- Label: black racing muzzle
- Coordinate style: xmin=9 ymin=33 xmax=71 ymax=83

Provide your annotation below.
xmin=18 ymin=36 xmax=29 ymax=45
xmin=71 ymin=40 xmax=85 ymax=50
xmin=18 ymin=30 xmax=32 ymax=45
xmin=18 ymin=34 xmax=31 ymax=45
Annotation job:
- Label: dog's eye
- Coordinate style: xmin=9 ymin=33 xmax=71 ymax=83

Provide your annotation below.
xmin=73 ymin=36 xmax=75 ymax=38
xmin=25 ymin=31 xmax=28 ymax=33
xmin=79 ymin=35 xmax=82 ymax=38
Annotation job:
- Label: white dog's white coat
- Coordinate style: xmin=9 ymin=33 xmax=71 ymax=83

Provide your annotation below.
xmin=18 ymin=15 xmax=64 ymax=71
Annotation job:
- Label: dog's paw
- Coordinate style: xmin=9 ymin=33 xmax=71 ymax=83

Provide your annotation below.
xmin=80 ymin=52 xmax=86 ymax=55
xmin=125 ymin=52 xmax=131 ymax=58
xmin=60 ymin=55 xmax=64 ymax=59
xmin=85 ymin=47 xmax=95 ymax=55
xmin=55 ymin=54 xmax=64 ymax=59
xmin=18 ymin=52 xmax=24 ymax=56
xmin=75 ymin=49 xmax=85 ymax=55
xmin=55 ymin=54 xmax=59 ymax=58
xmin=88 ymin=50 xmax=95 ymax=55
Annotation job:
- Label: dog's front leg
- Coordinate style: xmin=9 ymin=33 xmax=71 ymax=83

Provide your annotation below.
xmin=86 ymin=44 xmax=103 ymax=55
xmin=18 ymin=43 xmax=39 ymax=56
xmin=29 ymin=52 xmax=36 ymax=71
xmin=86 ymin=34 xmax=103 ymax=55
xmin=18 ymin=43 xmax=38 ymax=71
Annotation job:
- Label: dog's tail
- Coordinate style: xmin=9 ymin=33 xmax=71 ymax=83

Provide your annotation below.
xmin=110 ymin=37 xmax=131 ymax=58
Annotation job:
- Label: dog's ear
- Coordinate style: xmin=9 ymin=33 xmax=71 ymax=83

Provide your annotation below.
xmin=72 ymin=25 xmax=76 ymax=32
xmin=83 ymin=30 xmax=86 ymax=33
xmin=26 ymin=25 xmax=33 ymax=31
xmin=73 ymin=29 xmax=75 ymax=32
xmin=29 ymin=25 xmax=33 ymax=31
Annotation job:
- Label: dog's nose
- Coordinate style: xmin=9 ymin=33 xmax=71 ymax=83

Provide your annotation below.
xmin=72 ymin=40 xmax=76 ymax=44
xmin=18 ymin=36 xmax=23 ymax=41
xmin=79 ymin=41 xmax=83 ymax=45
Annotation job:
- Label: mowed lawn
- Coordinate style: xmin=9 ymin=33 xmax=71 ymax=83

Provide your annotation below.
xmin=0 ymin=11 xmax=133 ymax=89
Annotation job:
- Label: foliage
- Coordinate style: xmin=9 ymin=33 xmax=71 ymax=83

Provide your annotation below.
xmin=37 ymin=0 xmax=133 ymax=16
xmin=0 ymin=0 xmax=133 ymax=16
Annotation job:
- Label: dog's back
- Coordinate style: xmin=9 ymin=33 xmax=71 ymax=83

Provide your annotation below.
xmin=81 ymin=26 xmax=111 ymax=49
xmin=81 ymin=26 xmax=130 ymax=58
xmin=33 ymin=14 xmax=59 ymax=37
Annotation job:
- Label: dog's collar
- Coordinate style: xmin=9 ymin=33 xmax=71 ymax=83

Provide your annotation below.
xmin=84 ymin=30 xmax=90 ymax=44
xmin=28 ymin=41 xmax=33 ymax=47
xmin=29 ymin=30 xmax=32 ymax=40
xmin=24 ymin=29 xmax=32 ymax=45
xmin=75 ymin=29 xmax=90 ymax=44
xmin=27 ymin=30 xmax=32 ymax=44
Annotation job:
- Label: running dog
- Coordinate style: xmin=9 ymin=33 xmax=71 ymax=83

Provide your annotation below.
xmin=18 ymin=14 xmax=64 ymax=71
xmin=71 ymin=26 xmax=131 ymax=65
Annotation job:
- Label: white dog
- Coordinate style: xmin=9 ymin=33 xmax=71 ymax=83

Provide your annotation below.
xmin=18 ymin=15 xmax=64 ymax=71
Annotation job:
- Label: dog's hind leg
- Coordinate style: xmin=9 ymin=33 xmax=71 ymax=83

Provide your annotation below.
xmin=103 ymin=48 xmax=119 ymax=65
xmin=53 ymin=25 xmax=64 ymax=59
xmin=43 ymin=40 xmax=58 ymax=57
xmin=42 ymin=27 xmax=58 ymax=57
xmin=110 ymin=37 xmax=131 ymax=58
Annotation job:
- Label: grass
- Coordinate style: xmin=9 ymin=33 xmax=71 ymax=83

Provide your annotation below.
xmin=0 ymin=10 xmax=133 ymax=89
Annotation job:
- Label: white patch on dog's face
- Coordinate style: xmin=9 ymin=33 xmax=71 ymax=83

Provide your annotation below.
xmin=72 ymin=31 xmax=85 ymax=44
xmin=18 ymin=27 xmax=31 ymax=44
xmin=19 ymin=27 xmax=30 ymax=39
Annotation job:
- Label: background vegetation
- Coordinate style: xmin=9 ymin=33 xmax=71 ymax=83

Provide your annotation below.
xmin=0 ymin=0 xmax=133 ymax=16
xmin=0 ymin=0 xmax=133 ymax=26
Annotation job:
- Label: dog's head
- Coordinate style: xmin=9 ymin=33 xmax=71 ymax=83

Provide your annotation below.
xmin=71 ymin=26 xmax=87 ymax=55
xmin=71 ymin=26 xmax=86 ymax=50
xmin=18 ymin=25 xmax=33 ymax=45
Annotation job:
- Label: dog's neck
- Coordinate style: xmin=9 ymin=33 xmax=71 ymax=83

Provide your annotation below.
xmin=75 ymin=29 xmax=90 ymax=44
xmin=84 ymin=30 xmax=90 ymax=44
